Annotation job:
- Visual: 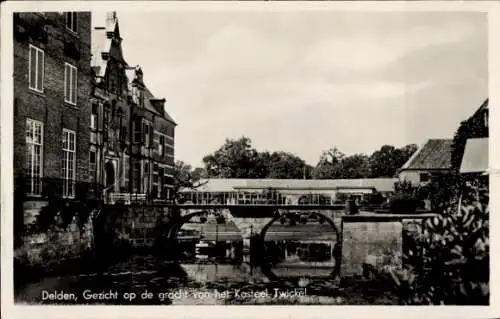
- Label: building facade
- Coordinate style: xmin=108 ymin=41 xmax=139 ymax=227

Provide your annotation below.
xmin=91 ymin=12 xmax=176 ymax=203
xmin=397 ymin=139 xmax=453 ymax=186
xmin=13 ymin=12 xmax=94 ymax=223
xmin=14 ymin=11 xmax=177 ymax=228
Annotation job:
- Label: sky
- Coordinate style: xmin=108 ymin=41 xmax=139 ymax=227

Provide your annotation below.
xmin=93 ymin=10 xmax=487 ymax=167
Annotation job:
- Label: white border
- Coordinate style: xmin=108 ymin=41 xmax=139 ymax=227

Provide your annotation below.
xmin=1 ymin=1 xmax=499 ymax=319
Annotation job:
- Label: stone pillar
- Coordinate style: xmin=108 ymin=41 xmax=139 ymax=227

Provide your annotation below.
xmin=231 ymin=217 xmax=272 ymax=266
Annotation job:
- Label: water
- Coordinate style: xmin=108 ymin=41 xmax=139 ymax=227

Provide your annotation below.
xmin=15 ymin=254 xmax=398 ymax=305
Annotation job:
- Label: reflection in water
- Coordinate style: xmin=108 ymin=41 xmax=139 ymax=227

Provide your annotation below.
xmin=16 ymin=255 xmax=398 ymax=305
xmin=181 ymin=263 xmax=267 ymax=284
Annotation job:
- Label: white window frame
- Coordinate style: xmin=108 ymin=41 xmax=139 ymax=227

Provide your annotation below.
xmin=64 ymin=63 xmax=78 ymax=105
xmin=62 ymin=129 xmax=76 ymax=198
xmin=26 ymin=119 xmax=44 ymax=196
xmin=65 ymin=12 xmax=78 ymax=33
xmin=152 ymin=164 xmax=159 ymax=198
xmin=90 ymin=103 xmax=98 ymax=130
xmin=28 ymin=45 xmax=44 ymax=93
xmin=142 ymin=120 xmax=151 ymax=147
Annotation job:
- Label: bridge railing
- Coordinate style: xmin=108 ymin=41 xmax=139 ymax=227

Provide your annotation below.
xmin=176 ymin=191 xmax=338 ymax=206
xmin=107 ymin=193 xmax=146 ymax=205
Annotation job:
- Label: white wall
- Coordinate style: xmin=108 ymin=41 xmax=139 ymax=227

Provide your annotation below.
xmin=398 ymin=170 xmax=423 ymax=186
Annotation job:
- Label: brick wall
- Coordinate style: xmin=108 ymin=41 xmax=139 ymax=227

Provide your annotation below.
xmin=15 ymin=209 xmax=97 ymax=267
xmin=13 ymin=12 xmax=92 ymax=182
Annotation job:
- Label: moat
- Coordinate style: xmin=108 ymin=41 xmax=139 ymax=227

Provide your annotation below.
xmin=15 ymin=254 xmax=399 ymax=305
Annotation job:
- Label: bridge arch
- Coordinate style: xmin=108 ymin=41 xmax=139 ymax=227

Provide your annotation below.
xmin=258 ymin=210 xmax=341 ymax=281
xmin=166 ymin=209 xmax=230 ymax=241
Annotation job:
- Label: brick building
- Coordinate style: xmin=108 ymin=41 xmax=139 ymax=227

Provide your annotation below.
xmin=13 ymin=12 xmax=94 ymax=223
xmin=91 ymin=12 xmax=176 ymax=202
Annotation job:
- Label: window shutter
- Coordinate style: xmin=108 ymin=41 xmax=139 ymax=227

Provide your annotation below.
xmin=64 ymin=64 xmax=69 ymax=101
xmin=37 ymin=50 xmax=44 ymax=90
xmin=29 ymin=47 xmax=36 ymax=88
xmin=72 ymin=67 xmax=77 ymax=104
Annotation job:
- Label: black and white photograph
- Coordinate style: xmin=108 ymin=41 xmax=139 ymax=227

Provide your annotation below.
xmin=1 ymin=0 xmax=495 ymax=315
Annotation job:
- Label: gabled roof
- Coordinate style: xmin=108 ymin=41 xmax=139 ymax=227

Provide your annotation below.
xmin=125 ymin=66 xmax=177 ymax=125
xmin=399 ymin=139 xmax=453 ymax=171
xmin=460 ymin=138 xmax=489 ymax=174
xmin=144 ymin=87 xmax=177 ymax=125
xmin=91 ymin=27 xmax=111 ymax=78
xmin=471 ymin=99 xmax=489 ymax=119
xmin=91 ymin=12 xmax=127 ymax=80
xmin=183 ymin=178 xmax=397 ymax=193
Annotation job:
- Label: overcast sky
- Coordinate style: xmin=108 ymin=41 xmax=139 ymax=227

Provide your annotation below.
xmin=93 ymin=10 xmax=487 ymax=167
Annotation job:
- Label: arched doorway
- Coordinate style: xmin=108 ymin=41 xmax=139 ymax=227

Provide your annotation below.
xmin=104 ymin=161 xmax=115 ymax=189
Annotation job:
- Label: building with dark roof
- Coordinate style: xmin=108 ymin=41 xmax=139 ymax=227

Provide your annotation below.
xmin=90 ymin=12 xmax=176 ymax=202
xmin=397 ymin=138 xmax=453 ymax=185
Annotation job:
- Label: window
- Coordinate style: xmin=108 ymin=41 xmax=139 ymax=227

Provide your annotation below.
xmin=152 ymin=164 xmax=159 ymax=198
xmin=143 ymin=161 xmax=150 ymax=194
xmin=26 ymin=119 xmax=43 ymax=195
xmin=133 ymin=119 xmax=142 ymax=143
xmin=90 ymin=103 xmax=98 ymax=130
xmin=64 ymin=63 xmax=77 ymax=105
xmin=142 ymin=120 xmax=151 ymax=147
xmin=29 ymin=45 xmax=44 ymax=92
xmin=159 ymin=135 xmax=165 ymax=156
xmin=62 ymin=129 xmax=76 ymax=198
xmin=89 ymin=149 xmax=97 ymax=183
xmin=123 ymin=154 xmax=130 ymax=190
xmin=420 ymin=173 xmax=430 ymax=183
xmin=484 ymin=110 xmax=489 ymax=129
xmin=163 ymin=170 xmax=172 ymax=199
xmin=65 ymin=12 xmax=77 ymax=33
xmin=132 ymin=162 xmax=141 ymax=193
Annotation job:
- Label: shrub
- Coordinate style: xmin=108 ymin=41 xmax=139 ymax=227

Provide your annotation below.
xmin=389 ymin=194 xmax=419 ymax=214
xmin=400 ymin=177 xmax=489 ymax=305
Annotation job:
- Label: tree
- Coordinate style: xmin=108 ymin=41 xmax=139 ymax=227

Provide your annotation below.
xmin=369 ymin=144 xmax=418 ymax=178
xmin=313 ymin=147 xmax=345 ymax=179
xmin=266 ymin=151 xmax=310 ymax=179
xmin=202 ymin=137 xmax=312 ymax=179
xmin=202 ymin=137 xmax=264 ymax=178
xmin=340 ymin=154 xmax=371 ymax=179
xmin=172 ymin=160 xmax=207 ymax=197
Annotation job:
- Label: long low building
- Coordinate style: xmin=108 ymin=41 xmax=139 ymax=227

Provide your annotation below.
xmin=180 ymin=178 xmax=397 ymax=202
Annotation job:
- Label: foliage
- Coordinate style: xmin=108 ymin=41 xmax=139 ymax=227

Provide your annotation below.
xmin=313 ymin=144 xmax=417 ymax=179
xmin=171 ymin=161 xmax=207 ymax=197
xmin=197 ymin=136 xmax=418 ymax=180
xmin=389 ymin=194 xmax=420 ymax=214
xmin=369 ymin=144 xmax=418 ymax=178
xmin=202 ymin=137 xmax=312 ymax=179
xmin=400 ymin=177 xmax=489 ymax=305
xmin=312 ymin=147 xmax=346 ymax=179
xmin=451 ymin=99 xmax=488 ymax=170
